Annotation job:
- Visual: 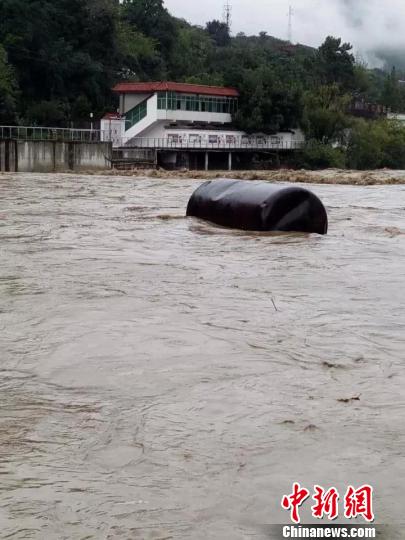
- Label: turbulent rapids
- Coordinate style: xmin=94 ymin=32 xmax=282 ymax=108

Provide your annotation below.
xmin=1 ymin=173 xmax=404 ymax=539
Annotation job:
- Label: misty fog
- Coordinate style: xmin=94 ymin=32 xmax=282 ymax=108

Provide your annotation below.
xmin=165 ymin=0 xmax=405 ymax=69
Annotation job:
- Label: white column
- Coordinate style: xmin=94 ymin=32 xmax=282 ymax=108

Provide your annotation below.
xmin=228 ymin=152 xmax=232 ymax=171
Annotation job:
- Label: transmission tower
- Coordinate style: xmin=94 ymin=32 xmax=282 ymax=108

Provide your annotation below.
xmin=223 ymin=1 xmax=232 ymax=33
xmin=288 ymin=5 xmax=293 ymax=43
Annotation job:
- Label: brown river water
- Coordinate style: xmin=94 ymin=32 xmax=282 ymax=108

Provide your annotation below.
xmin=0 ymin=173 xmax=404 ymax=539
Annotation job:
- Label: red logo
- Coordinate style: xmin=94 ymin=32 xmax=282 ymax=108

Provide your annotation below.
xmin=281 ymin=483 xmax=310 ymax=524
xmin=344 ymin=485 xmax=374 ymax=522
xmin=281 ymin=484 xmax=375 ymax=523
xmin=311 ymin=485 xmax=339 ymax=520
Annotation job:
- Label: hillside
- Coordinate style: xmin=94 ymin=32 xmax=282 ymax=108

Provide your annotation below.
xmin=1 ymin=0 xmax=405 ymax=142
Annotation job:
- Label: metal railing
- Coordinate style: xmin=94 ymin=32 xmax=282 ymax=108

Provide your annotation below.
xmin=119 ymin=137 xmax=305 ymax=151
xmin=0 ymin=126 xmax=305 ymax=151
xmin=0 ymin=125 xmax=107 ymax=142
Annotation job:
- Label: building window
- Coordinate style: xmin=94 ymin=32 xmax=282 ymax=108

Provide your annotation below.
xmin=157 ymin=92 xmax=168 ymax=110
xmin=189 ymin=134 xmax=202 ymax=144
xmin=125 ymin=100 xmax=147 ymax=130
xmin=156 ymin=92 xmax=238 ymax=114
xmin=168 ymin=134 xmax=181 ymax=144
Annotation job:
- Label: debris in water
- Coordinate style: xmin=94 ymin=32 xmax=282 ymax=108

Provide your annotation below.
xmin=337 ymin=395 xmax=361 ymax=404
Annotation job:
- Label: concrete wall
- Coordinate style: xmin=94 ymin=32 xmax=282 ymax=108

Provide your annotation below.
xmin=130 ymin=124 xmax=306 ymax=149
xmin=17 ymin=141 xmax=56 ymax=172
xmin=0 ymin=140 xmax=112 ymax=172
xmin=0 ymin=140 xmax=17 ymax=171
xmin=121 ymin=93 xmax=150 ymax=114
xmin=157 ymin=108 xmax=232 ymax=125
xmin=18 ymin=141 xmax=112 ymax=172
xmin=71 ymin=142 xmax=112 ymax=171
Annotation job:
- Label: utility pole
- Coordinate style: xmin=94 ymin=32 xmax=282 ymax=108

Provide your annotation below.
xmin=223 ymin=1 xmax=232 ymax=33
xmin=288 ymin=5 xmax=293 ymax=43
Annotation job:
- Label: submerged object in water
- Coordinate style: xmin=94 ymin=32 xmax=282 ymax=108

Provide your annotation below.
xmin=187 ymin=179 xmax=328 ymax=235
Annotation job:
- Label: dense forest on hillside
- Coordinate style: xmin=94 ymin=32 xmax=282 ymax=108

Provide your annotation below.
xmin=2 ymin=0 xmax=405 ymax=168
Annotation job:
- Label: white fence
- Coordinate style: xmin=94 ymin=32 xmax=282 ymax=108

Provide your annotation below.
xmin=0 ymin=125 xmax=106 ymax=142
xmin=0 ymin=126 xmax=305 ymax=151
xmin=120 ymin=136 xmax=305 ymax=151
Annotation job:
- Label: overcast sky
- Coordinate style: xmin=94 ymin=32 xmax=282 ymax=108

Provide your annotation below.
xmin=164 ymin=0 xmax=405 ymax=65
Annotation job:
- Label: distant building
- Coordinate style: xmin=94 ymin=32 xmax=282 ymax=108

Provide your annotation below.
xmin=349 ymin=99 xmax=389 ymax=119
xmin=387 ymin=112 xmax=405 ymax=122
xmin=100 ymin=112 xmax=125 ymax=147
xmin=107 ymin=81 xmax=239 ymax=143
xmin=100 ymin=81 xmax=305 ymax=169
xmin=101 ymin=81 xmax=304 ymax=150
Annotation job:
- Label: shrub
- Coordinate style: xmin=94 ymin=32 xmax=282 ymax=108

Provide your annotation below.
xmin=347 ymin=119 xmax=405 ymax=170
xmin=298 ymin=140 xmax=346 ymax=169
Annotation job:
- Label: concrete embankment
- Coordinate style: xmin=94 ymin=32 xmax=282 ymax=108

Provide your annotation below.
xmin=0 ymin=140 xmax=112 ymax=172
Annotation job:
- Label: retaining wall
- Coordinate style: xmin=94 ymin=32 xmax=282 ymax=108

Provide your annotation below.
xmin=0 ymin=140 xmax=17 ymax=172
xmin=0 ymin=140 xmax=112 ymax=172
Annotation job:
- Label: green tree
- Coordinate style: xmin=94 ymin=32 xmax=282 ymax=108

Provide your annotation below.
xmin=169 ymin=22 xmax=214 ymax=81
xmin=0 ymin=0 xmax=122 ymax=124
xmin=314 ymin=36 xmax=355 ymax=90
xmin=71 ymin=95 xmax=92 ymax=123
xmin=116 ymin=19 xmax=160 ymax=80
xmin=205 ymin=20 xmax=230 ymax=47
xmin=25 ymin=100 xmax=68 ymax=126
xmin=122 ymin=0 xmax=177 ymax=66
xmin=302 ymin=84 xmax=351 ymax=144
xmin=0 ymin=0 xmax=397 ymax=140
xmin=234 ymin=70 xmax=303 ymax=133
xmin=299 ymin=141 xmax=346 ymax=170
xmin=0 ymin=43 xmax=17 ymax=122
xmin=348 ymin=119 xmax=405 ymax=170
xmin=381 ymin=67 xmax=404 ymax=112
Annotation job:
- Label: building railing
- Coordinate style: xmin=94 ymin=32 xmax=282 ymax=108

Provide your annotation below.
xmin=0 ymin=125 xmax=106 ymax=142
xmin=120 ymin=137 xmax=305 ymax=151
xmin=0 ymin=126 xmax=305 ymax=151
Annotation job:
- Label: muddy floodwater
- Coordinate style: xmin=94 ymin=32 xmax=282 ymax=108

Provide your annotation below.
xmin=1 ymin=173 xmax=404 ymax=539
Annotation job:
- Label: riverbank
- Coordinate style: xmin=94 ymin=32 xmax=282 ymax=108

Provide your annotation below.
xmin=90 ymin=168 xmax=405 ymax=185
xmin=3 ymin=167 xmax=405 ymax=185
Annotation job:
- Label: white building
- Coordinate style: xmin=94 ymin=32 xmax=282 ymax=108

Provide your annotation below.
xmin=387 ymin=112 xmax=405 ymax=123
xmin=100 ymin=112 xmax=125 ymax=147
xmin=101 ymin=81 xmax=305 ymax=152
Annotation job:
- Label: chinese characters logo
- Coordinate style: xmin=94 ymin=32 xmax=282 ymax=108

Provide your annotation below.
xmin=281 ymin=483 xmax=374 ymax=524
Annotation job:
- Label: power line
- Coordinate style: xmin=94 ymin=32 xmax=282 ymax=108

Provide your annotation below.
xmin=223 ymin=1 xmax=232 ymax=33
